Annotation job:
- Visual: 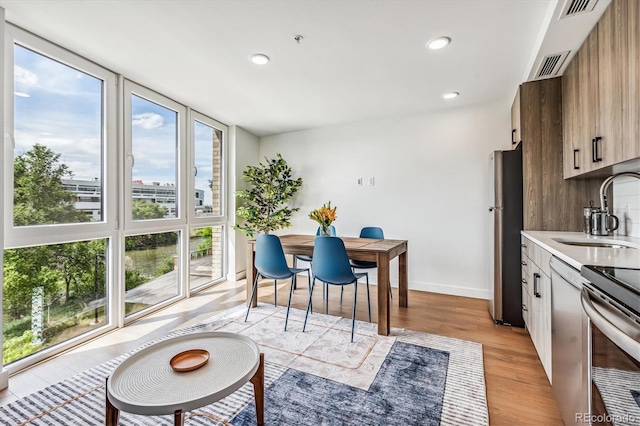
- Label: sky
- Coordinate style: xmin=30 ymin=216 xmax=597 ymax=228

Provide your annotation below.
xmin=13 ymin=44 xmax=217 ymax=209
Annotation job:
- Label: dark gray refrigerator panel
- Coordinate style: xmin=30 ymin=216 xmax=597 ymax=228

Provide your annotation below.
xmin=488 ymin=146 xmax=523 ymax=327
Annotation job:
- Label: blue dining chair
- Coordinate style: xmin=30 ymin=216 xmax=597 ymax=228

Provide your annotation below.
xmin=292 ymin=226 xmax=336 ymax=269
xmin=245 ymin=234 xmax=311 ymax=331
xmin=302 ymin=236 xmax=370 ymax=342
xmin=347 ymin=226 xmax=393 ymax=302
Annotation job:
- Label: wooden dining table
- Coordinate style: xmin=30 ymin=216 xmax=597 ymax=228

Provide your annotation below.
xmin=246 ymin=234 xmax=408 ymax=336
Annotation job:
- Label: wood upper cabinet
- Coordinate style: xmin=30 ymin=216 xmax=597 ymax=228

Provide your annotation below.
xmin=562 ymin=0 xmax=640 ymax=177
xmin=563 ymin=29 xmax=599 ymax=178
xmin=627 ymin=0 xmax=640 ymax=161
xmin=597 ymin=0 xmax=628 ymax=167
xmin=562 ymin=49 xmax=580 ymax=178
xmin=517 ymin=78 xmax=602 ymax=231
xmin=511 ymin=89 xmax=521 ymax=149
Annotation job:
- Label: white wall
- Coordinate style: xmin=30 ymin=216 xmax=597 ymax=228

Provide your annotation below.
xmin=227 ymin=125 xmax=260 ymax=281
xmin=260 ymin=101 xmax=511 ymax=299
xmin=613 ymin=178 xmax=640 ymax=239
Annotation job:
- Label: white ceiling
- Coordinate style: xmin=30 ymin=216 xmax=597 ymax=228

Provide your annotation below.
xmin=0 ymin=0 xmax=606 ymax=137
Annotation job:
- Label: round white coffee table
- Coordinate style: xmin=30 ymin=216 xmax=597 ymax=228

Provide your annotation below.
xmin=105 ymin=331 xmax=264 ymax=425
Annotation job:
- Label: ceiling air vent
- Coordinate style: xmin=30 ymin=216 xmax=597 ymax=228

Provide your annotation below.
xmin=533 ymin=51 xmax=570 ymax=80
xmin=559 ymin=0 xmax=598 ymax=19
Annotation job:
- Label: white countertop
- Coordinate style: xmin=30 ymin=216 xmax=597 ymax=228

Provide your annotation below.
xmin=521 ymin=231 xmax=640 ymax=270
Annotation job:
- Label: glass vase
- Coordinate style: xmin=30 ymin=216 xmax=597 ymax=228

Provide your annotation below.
xmin=320 ymin=224 xmax=331 ymax=236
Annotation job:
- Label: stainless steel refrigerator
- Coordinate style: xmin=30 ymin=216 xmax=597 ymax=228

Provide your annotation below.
xmin=488 ymin=147 xmax=524 ymax=327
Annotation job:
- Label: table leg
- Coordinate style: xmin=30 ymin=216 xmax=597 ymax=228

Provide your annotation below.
xmin=174 ymin=410 xmax=184 ymax=426
xmin=250 ymin=353 xmax=265 ymax=425
xmin=246 ymin=241 xmax=258 ymax=308
xmin=377 ymin=253 xmax=390 ymax=336
xmin=105 ymin=378 xmax=120 ymax=426
xmin=399 ymin=246 xmax=408 ymax=308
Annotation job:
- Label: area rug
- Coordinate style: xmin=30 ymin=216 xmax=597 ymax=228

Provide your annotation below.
xmin=0 ymin=304 xmax=488 ymax=425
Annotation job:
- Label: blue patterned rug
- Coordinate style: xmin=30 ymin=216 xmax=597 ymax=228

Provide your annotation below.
xmin=232 ymin=341 xmax=448 ymax=425
xmin=0 ymin=305 xmax=488 ymax=425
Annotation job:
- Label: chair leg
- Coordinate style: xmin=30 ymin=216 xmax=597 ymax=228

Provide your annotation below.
xmin=351 ymin=281 xmax=358 ymax=343
xmin=307 ymin=273 xmax=313 ymax=313
xmin=365 ymin=274 xmax=371 ymax=323
xmin=303 ymin=278 xmax=316 ymax=333
xmin=325 ymin=285 xmax=329 ymax=315
xmin=292 ymin=258 xmax=298 ymax=292
xmin=284 ymin=275 xmax=296 ymax=331
xmin=340 ymin=287 xmax=344 ymax=305
xmin=245 ymin=273 xmax=261 ymax=322
xmin=274 ymin=279 xmax=277 ymax=307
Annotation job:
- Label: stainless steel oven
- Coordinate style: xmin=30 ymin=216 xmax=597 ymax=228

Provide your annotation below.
xmin=581 ymin=266 xmax=640 ymax=426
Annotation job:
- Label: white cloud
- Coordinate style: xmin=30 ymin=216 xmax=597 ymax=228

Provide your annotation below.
xmin=14 ymin=65 xmax=38 ymax=87
xmin=132 ymin=112 xmax=164 ymax=129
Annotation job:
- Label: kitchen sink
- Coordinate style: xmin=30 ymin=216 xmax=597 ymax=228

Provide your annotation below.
xmin=552 ymin=238 xmax=638 ymax=249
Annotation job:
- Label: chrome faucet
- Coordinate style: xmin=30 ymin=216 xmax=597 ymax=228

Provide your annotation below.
xmin=599 ymin=172 xmax=640 ymax=213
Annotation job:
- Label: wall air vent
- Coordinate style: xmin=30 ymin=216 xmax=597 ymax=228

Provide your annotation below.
xmin=533 ymin=51 xmax=570 ymax=80
xmin=559 ymin=0 xmax=598 ymax=19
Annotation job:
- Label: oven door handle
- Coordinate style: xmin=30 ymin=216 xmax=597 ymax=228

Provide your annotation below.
xmin=581 ymin=288 xmax=640 ymax=363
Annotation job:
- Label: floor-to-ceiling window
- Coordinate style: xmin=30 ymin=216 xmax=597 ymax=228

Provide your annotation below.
xmin=123 ymin=84 xmax=185 ymax=319
xmin=2 ymin=24 xmax=227 ymax=371
xmin=189 ymin=113 xmax=226 ymax=291
xmin=2 ymin=25 xmax=117 ymax=369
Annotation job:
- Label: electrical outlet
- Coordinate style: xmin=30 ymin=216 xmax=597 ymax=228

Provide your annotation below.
xmin=357 ymin=177 xmax=363 ymax=186
xmin=369 ymin=177 xmax=375 ymax=186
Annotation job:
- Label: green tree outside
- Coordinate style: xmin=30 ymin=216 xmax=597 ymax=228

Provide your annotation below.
xmin=13 ymin=143 xmax=88 ymax=226
xmin=132 ymin=200 xmax=168 ymax=220
xmin=3 ymin=145 xmax=106 ymax=364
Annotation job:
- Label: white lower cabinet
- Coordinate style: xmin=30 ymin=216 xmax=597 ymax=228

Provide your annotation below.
xmin=521 ymin=236 xmax=552 ymax=383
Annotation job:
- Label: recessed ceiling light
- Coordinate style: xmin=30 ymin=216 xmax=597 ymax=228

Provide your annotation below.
xmin=427 ymin=37 xmax=451 ymax=50
xmin=250 ymin=54 xmax=270 ymax=65
xmin=442 ymin=92 xmax=459 ymax=99
xmin=14 ymin=91 xmax=30 ymax=98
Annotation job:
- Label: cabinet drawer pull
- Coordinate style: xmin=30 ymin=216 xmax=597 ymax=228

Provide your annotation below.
xmin=522 ymin=304 xmax=528 ymax=312
xmin=521 ymin=278 xmax=527 ymax=284
xmin=594 ymin=136 xmax=602 ymax=162
xmin=521 ymin=244 xmax=527 ymax=248
xmin=533 ymin=273 xmax=541 ymax=298
xmin=512 ymin=129 xmax=517 ymax=145
xmin=573 ymin=149 xmax=579 ymax=170
xmin=521 ymin=261 xmax=527 ymax=266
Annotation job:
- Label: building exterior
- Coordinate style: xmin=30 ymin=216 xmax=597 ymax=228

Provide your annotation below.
xmin=63 ymin=179 xmax=206 ymax=221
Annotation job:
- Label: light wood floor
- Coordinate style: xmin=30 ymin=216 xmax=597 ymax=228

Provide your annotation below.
xmin=0 ymin=278 xmax=563 ymax=425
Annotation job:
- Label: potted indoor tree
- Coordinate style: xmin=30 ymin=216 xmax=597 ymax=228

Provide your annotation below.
xmin=234 ymin=153 xmax=303 ymax=238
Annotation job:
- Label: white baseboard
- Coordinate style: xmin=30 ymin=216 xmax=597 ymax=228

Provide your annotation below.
xmin=0 ymin=369 xmax=8 ymax=390
xmin=226 ymin=270 xmax=247 ymax=282
xmin=408 ymin=281 xmax=489 ymax=300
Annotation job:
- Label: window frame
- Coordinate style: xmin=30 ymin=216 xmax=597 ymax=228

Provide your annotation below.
xmin=2 ymin=24 xmax=119 ymax=373
xmin=3 ymin=24 xmax=118 ymax=249
xmin=189 ymin=110 xmax=228 ymax=226
xmin=1 ymin=23 xmax=230 ymax=371
xmin=123 ymin=80 xmax=187 ymax=234
xmin=187 ymin=111 xmax=228 ymax=293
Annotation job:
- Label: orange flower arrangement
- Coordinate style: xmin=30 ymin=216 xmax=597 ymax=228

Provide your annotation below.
xmin=309 ymin=201 xmax=337 ymax=236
